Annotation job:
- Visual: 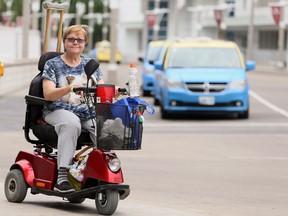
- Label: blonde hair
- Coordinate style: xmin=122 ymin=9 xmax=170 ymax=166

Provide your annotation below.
xmin=63 ymin=25 xmax=88 ymax=43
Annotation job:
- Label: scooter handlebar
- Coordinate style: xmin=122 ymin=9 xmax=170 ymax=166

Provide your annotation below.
xmin=72 ymin=87 xmax=96 ymax=93
xmin=118 ymin=88 xmax=127 ymax=94
xmin=72 ymin=86 xmax=127 ymax=95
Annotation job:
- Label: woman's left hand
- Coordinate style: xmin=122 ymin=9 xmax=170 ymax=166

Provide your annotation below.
xmin=115 ymin=85 xmax=121 ymax=98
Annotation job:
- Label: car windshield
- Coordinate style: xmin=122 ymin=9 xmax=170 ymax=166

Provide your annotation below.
xmin=147 ymin=45 xmax=162 ymax=61
xmin=168 ymin=47 xmax=242 ymax=68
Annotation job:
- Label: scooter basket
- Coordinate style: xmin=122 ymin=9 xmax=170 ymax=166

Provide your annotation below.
xmin=96 ymin=103 xmax=144 ymax=150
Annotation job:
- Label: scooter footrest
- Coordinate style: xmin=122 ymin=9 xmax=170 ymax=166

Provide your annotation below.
xmin=31 ymin=184 xmax=130 ymax=200
xmin=67 ymin=184 xmax=130 ymax=200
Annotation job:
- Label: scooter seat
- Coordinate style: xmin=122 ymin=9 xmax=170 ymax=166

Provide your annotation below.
xmin=31 ymin=122 xmax=92 ymax=149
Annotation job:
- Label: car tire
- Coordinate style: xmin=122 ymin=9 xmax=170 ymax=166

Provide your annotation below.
xmin=238 ymin=108 xmax=249 ymax=119
xmin=154 ymin=97 xmax=160 ymax=106
xmin=160 ymin=103 xmax=170 ymax=119
xmin=142 ymin=89 xmax=150 ymax=97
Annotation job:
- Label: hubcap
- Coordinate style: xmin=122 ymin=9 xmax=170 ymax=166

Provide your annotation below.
xmin=8 ymin=179 xmax=16 ymax=194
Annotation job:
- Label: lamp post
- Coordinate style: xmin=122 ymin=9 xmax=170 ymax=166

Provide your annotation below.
xmin=153 ymin=0 xmax=160 ymax=41
xmin=107 ymin=0 xmax=119 ymax=84
xmin=247 ymin=0 xmax=256 ymax=61
xmin=22 ymin=0 xmax=30 ymax=59
xmin=31 ymin=0 xmax=40 ymax=30
xmin=187 ymin=5 xmax=203 ymax=37
xmin=145 ymin=8 xmax=169 ymax=41
xmin=102 ymin=0 xmax=109 ymax=41
xmin=2 ymin=0 xmax=14 ymax=26
xmin=173 ymin=0 xmax=186 ymax=37
xmin=214 ymin=4 xmax=226 ymax=39
xmin=88 ymin=0 xmax=95 ymax=51
xmin=268 ymin=1 xmax=286 ymax=68
xmin=76 ymin=2 xmax=86 ymax=25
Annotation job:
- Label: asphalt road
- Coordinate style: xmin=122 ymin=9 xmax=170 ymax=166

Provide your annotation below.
xmin=0 ymin=63 xmax=288 ymax=216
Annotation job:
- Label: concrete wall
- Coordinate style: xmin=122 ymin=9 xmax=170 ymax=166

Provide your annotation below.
xmin=0 ymin=61 xmax=38 ymax=97
xmin=0 ymin=26 xmax=41 ymax=62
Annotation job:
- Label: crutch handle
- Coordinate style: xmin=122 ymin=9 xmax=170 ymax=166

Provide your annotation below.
xmin=42 ymin=2 xmax=69 ymax=11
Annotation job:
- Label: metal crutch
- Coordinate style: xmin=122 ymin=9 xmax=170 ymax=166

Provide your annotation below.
xmin=42 ymin=1 xmax=69 ymax=52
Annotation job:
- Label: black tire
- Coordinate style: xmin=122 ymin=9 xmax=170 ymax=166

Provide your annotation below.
xmin=142 ymin=90 xmax=150 ymax=97
xmin=238 ymin=108 xmax=249 ymax=119
xmin=4 ymin=169 xmax=28 ymax=203
xmin=68 ymin=197 xmax=86 ymax=204
xmin=160 ymin=103 xmax=170 ymax=119
xmin=154 ymin=97 xmax=160 ymax=106
xmin=95 ymin=190 xmax=119 ymax=215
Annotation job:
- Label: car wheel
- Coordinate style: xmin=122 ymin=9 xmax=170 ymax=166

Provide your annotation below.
xmin=154 ymin=97 xmax=160 ymax=106
xmin=160 ymin=103 xmax=170 ymax=119
xmin=238 ymin=108 xmax=249 ymax=119
xmin=142 ymin=89 xmax=150 ymax=97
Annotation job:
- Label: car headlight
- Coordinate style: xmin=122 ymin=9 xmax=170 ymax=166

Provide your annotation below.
xmin=108 ymin=158 xmax=121 ymax=172
xmin=229 ymin=80 xmax=247 ymax=90
xmin=165 ymin=78 xmax=184 ymax=88
xmin=144 ymin=68 xmax=154 ymax=74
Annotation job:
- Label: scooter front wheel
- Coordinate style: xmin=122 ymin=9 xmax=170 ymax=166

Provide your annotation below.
xmin=95 ymin=190 xmax=119 ymax=215
xmin=4 ymin=169 xmax=28 ymax=203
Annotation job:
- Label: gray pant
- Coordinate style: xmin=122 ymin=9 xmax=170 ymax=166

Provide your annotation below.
xmin=44 ymin=109 xmax=96 ymax=168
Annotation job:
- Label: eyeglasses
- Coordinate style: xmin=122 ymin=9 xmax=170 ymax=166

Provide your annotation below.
xmin=66 ymin=37 xmax=85 ymax=44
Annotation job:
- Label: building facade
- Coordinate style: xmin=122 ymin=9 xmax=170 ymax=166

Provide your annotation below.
xmin=117 ymin=0 xmax=288 ymax=66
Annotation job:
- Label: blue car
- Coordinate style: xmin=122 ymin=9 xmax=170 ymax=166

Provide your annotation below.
xmin=139 ymin=40 xmax=165 ymax=96
xmin=154 ymin=38 xmax=255 ymax=119
xmin=153 ymin=41 xmax=172 ymax=105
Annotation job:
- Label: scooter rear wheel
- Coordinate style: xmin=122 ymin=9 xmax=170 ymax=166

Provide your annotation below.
xmin=4 ymin=169 xmax=28 ymax=203
xmin=95 ymin=190 xmax=119 ymax=215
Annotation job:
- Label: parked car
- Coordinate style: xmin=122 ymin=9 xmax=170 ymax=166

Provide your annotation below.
xmin=138 ymin=40 xmax=165 ymax=96
xmin=153 ymin=40 xmax=173 ymax=105
xmin=93 ymin=40 xmax=122 ymax=64
xmin=154 ymin=38 xmax=255 ymax=119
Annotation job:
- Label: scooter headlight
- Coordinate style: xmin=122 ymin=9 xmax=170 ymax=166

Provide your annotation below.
xmin=108 ymin=158 xmax=121 ymax=172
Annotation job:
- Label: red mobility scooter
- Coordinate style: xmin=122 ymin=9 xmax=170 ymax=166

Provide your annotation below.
xmin=4 ymin=52 xmax=148 ymax=215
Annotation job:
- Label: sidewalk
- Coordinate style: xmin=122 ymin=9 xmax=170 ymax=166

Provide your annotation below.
xmin=254 ymin=62 xmax=288 ymax=76
xmin=0 ymin=60 xmax=38 ymax=98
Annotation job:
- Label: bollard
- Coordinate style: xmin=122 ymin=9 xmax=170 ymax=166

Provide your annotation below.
xmin=0 ymin=62 xmax=4 ymax=77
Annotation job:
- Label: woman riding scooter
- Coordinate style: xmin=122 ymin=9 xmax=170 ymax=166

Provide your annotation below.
xmin=42 ymin=25 xmax=120 ymax=193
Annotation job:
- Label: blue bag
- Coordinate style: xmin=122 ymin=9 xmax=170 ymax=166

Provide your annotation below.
xmin=114 ymin=97 xmax=155 ymax=123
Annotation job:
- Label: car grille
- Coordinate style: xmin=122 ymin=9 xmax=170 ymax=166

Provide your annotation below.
xmin=186 ymin=82 xmax=227 ymax=93
xmin=170 ymin=100 xmax=242 ymax=107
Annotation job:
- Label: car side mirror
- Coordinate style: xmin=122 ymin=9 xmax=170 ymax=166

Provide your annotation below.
xmin=154 ymin=60 xmax=163 ymax=71
xmin=246 ymin=60 xmax=256 ymax=71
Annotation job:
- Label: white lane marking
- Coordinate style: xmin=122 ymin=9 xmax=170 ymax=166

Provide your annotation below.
xmin=229 ymin=156 xmax=288 ymax=160
xmin=250 ymin=90 xmax=288 ymax=118
xmin=144 ymin=122 xmax=288 ymax=128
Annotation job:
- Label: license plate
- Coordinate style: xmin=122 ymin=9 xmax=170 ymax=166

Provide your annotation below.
xmin=199 ymin=96 xmax=215 ymax=105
